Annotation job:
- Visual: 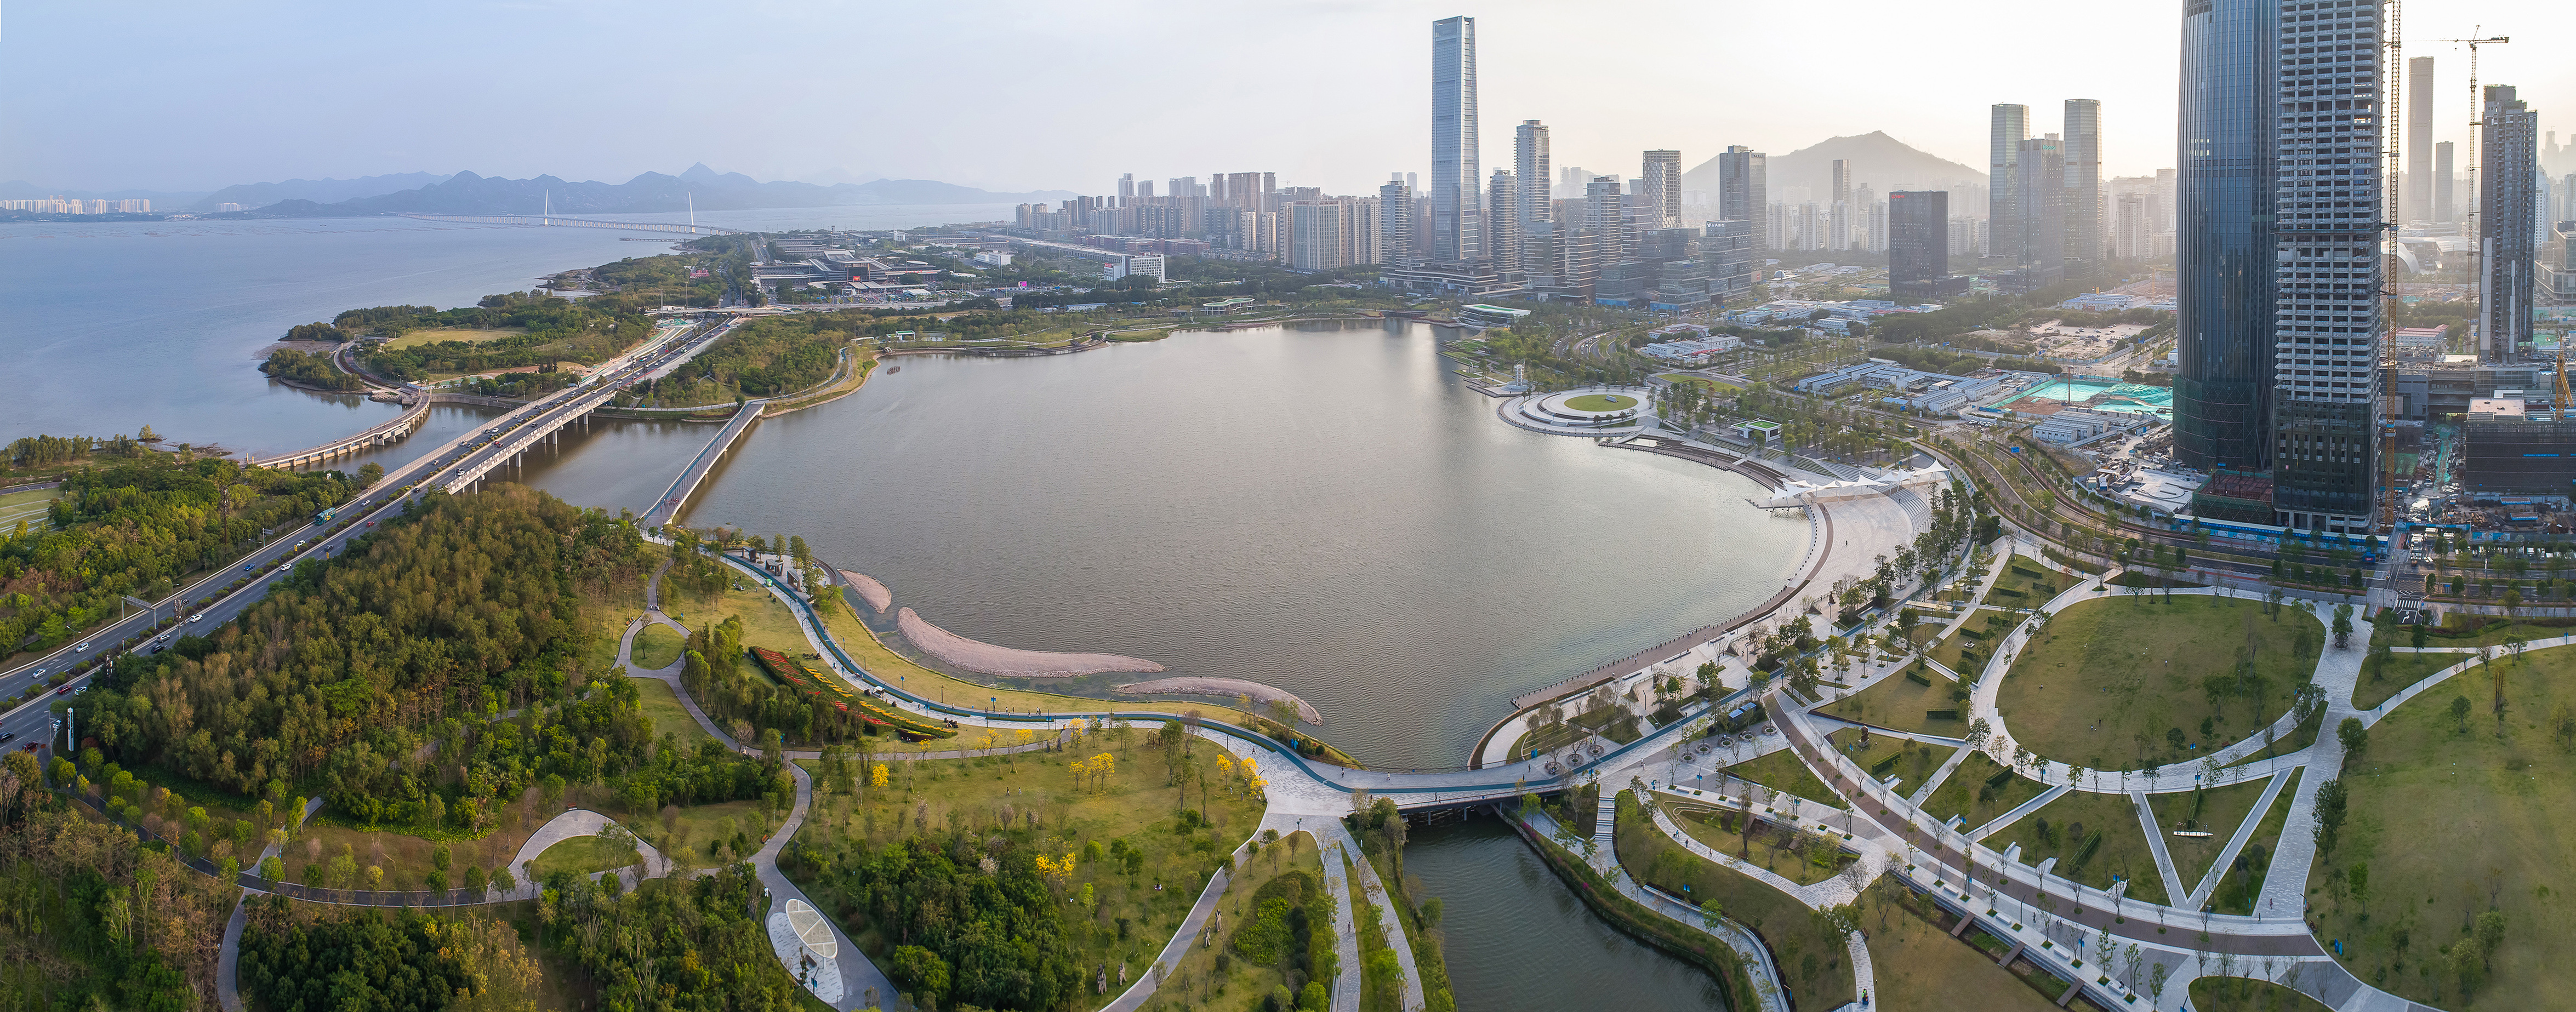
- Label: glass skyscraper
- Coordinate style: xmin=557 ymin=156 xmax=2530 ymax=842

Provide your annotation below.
xmin=2174 ymin=0 xmax=2278 ymax=476
xmin=1429 ymin=16 xmax=1481 ymax=264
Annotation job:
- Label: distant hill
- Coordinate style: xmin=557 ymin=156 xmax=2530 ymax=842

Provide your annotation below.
xmin=1682 ymin=131 xmax=1985 ymax=208
xmin=0 ymin=181 xmax=212 ymax=207
xmin=189 ymin=172 xmax=454 ymax=211
xmin=253 ymin=164 xmax=1077 ymax=218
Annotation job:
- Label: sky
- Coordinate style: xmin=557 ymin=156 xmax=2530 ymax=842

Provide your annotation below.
xmin=5 ymin=0 xmax=2573 ymax=196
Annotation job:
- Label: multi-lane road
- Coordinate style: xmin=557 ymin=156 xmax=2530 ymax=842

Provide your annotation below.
xmin=0 ymin=316 xmax=736 ymax=757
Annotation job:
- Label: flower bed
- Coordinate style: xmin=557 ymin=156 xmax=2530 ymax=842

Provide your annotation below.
xmin=749 ymin=647 xmax=955 ymax=740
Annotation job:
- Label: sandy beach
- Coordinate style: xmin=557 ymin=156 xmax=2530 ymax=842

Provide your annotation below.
xmin=837 ymin=569 xmax=893 ymax=613
xmin=1115 ymin=677 xmax=1323 ymax=725
xmin=894 ymin=607 xmax=1165 ymax=678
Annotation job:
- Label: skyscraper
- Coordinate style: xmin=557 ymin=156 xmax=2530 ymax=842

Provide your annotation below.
xmin=1429 ymin=16 xmax=1481 ymax=264
xmin=2173 ymin=0 xmax=2277 ymax=477
xmin=2266 ymin=0 xmax=2384 ymax=534
xmin=1991 ymin=105 xmax=2030 ymax=261
xmin=1586 ymin=175 xmax=1627 ymax=265
xmin=2063 ymin=99 xmax=2104 ymax=267
xmin=2434 ymin=141 xmax=2456 ymax=222
xmin=1515 ymin=121 xmax=1552 ymax=275
xmin=1379 ymin=175 xmax=1414 ymax=266
xmin=1489 ymin=169 xmax=1519 ymax=272
xmin=2013 ymin=135 xmax=2066 ymax=286
xmin=1888 ymin=190 xmax=1949 ymax=298
xmin=1830 ymin=159 xmax=1852 ymax=207
xmin=1642 ymin=150 xmax=1683 ymax=231
xmin=2407 ymin=56 xmax=2435 ymax=223
xmin=1718 ymin=147 xmax=1766 ymax=244
xmin=1702 ymin=219 xmax=1756 ymax=299
xmin=2481 ymin=84 xmax=2539 ymax=361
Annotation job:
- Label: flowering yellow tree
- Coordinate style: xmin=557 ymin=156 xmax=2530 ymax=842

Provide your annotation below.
xmin=1070 ymin=759 xmax=1088 ymax=791
xmin=1034 ymin=850 xmax=1079 ymax=895
xmin=1090 ymin=752 xmax=1116 ymax=791
xmin=870 ymin=764 xmax=890 ymax=790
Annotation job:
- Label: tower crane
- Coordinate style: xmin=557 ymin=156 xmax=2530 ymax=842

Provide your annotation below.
xmin=2439 ymin=30 xmax=2508 ymax=357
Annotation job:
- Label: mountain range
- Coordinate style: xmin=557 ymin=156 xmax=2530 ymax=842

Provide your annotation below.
xmin=1681 ymin=132 xmax=1985 ymax=209
xmin=190 ymin=172 xmax=455 ymax=211
xmin=250 ymin=164 xmax=1076 ymax=218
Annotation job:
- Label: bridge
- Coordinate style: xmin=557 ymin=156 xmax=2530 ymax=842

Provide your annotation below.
xmin=438 ymin=319 xmax=743 ymax=493
xmin=396 ymin=213 xmax=748 ymax=236
xmin=640 ymin=398 xmax=768 ymax=527
xmin=253 ymin=393 xmax=434 ymax=468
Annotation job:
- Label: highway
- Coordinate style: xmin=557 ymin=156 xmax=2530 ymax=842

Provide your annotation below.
xmin=0 ymin=316 xmax=736 ymax=758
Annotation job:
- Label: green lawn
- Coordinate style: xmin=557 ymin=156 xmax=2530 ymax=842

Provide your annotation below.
xmin=2353 ymin=651 xmax=2467 ymax=711
xmin=1992 ymin=787 xmax=2168 ymax=905
xmin=1998 ymin=596 xmax=2319 ymax=770
xmin=1920 ymin=753 xmax=2047 ymax=838
xmin=0 ymin=488 xmax=60 ymax=533
xmin=1658 ymin=373 xmax=1744 ymax=395
xmin=1563 ymin=393 xmax=1638 ymax=411
xmin=1724 ymin=747 xmax=1844 ymax=811
xmin=1613 ymin=793 xmax=1855 ymax=1009
xmin=2148 ymin=777 xmax=2271 ymax=887
xmin=2306 ymin=644 xmax=2576 ymax=1010
xmin=1826 ymin=728 xmax=1955 ymax=797
xmin=1663 ymin=805 xmax=1855 ymax=885
xmin=2188 ymin=976 xmax=2333 ymax=1012
xmin=1928 ymin=608 xmax=2015 ymax=677
xmin=1990 ymin=556 xmax=2073 ymax=606
xmin=634 ymin=678 xmax=714 ymax=745
xmin=630 ymin=624 xmax=685 ymax=670
xmin=1143 ymin=831 xmax=1326 ymax=1012
xmin=2209 ymin=769 xmax=2299 ymax=915
xmin=528 ymin=835 xmax=641 ymax=879
xmin=1865 ymin=888 xmax=2069 ymax=1012
xmin=1822 ymin=665 xmax=1965 ymax=735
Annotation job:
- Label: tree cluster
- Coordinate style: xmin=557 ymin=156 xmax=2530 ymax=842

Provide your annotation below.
xmin=789 ymin=831 xmax=1086 ymax=1010
xmin=0 ymin=793 xmax=233 ymax=1011
xmin=533 ymin=865 xmax=810 ymax=1011
xmin=259 ymin=348 xmax=369 ymax=391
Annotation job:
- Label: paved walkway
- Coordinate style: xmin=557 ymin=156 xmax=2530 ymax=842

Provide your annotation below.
xmin=1321 ymin=819 xmax=1427 ymax=1011
xmin=1320 ymin=834 xmax=1364 ymax=1012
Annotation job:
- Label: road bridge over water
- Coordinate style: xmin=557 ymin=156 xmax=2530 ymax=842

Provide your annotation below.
xmin=640 ymin=399 xmax=767 ymax=527
xmin=396 ymin=213 xmax=748 ymax=236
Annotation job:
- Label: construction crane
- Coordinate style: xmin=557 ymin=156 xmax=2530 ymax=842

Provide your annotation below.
xmin=2558 ymin=346 xmax=2573 ymax=410
xmin=2379 ymin=0 xmax=2407 ymax=539
xmin=2441 ymin=30 xmax=2509 ymax=356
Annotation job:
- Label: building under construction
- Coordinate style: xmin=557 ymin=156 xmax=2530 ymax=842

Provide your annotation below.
xmin=2463 ymin=398 xmax=2576 ymax=496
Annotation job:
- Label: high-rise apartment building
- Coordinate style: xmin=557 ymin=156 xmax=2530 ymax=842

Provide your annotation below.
xmin=1830 ymin=159 xmax=1852 ymax=207
xmin=2435 ymin=141 xmax=2455 ymax=221
xmin=1642 ymin=150 xmax=1683 ymax=231
xmin=1515 ymin=121 xmax=1552 ymax=276
xmin=1718 ymin=147 xmax=1766 ymax=245
xmin=1290 ymin=201 xmax=1348 ymax=271
xmin=1489 ymin=170 xmax=1519 ymax=272
xmin=2012 ymin=135 xmax=2066 ymax=286
xmin=1888 ymin=190 xmax=1949 ymax=298
xmin=2481 ymin=84 xmax=2539 ymax=361
xmin=2407 ymin=56 xmax=2435 ymax=223
xmin=1429 ymin=16 xmax=1482 ymax=264
xmin=2064 ymin=99 xmax=2104 ymax=267
xmin=2114 ymin=193 xmax=2151 ymax=259
xmin=1378 ymin=176 xmax=1414 ymax=266
xmin=2174 ymin=0 xmax=2278 ymax=478
xmin=1991 ymin=105 xmax=2030 ymax=261
xmin=1586 ymin=176 xmax=1627 ymax=265
xmin=2266 ymin=0 xmax=2385 ymax=534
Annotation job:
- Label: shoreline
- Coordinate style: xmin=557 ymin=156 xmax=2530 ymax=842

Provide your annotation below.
xmin=894 ymin=606 xmax=1165 ymax=679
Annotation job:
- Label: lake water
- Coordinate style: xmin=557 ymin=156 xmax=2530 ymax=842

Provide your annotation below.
xmin=1 ymin=210 xmax=1775 ymax=1009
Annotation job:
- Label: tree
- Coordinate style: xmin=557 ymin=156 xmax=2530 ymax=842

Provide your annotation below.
xmin=2336 ymin=717 xmax=2367 ymax=764
xmin=2331 ymin=603 xmax=2353 ymax=648
xmin=2311 ymin=778 xmax=2349 ymax=855
xmin=2450 ymin=694 xmax=2473 ymax=733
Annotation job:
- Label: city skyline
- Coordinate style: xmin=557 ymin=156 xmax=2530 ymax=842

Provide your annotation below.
xmin=9 ymin=1 xmax=2573 ymax=196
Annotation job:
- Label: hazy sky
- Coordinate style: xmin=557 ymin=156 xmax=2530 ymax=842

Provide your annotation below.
xmin=6 ymin=1 xmax=2572 ymax=195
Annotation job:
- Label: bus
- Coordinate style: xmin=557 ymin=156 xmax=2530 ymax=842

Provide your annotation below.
xmin=314 ymin=507 xmax=337 ymax=525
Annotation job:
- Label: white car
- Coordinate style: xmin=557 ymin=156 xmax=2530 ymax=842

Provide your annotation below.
xmin=73 ymin=642 xmax=90 ymax=653
xmin=188 ymin=614 xmax=204 ymax=624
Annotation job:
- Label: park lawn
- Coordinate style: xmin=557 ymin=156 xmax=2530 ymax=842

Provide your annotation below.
xmin=1142 ymin=831 xmax=1324 ymax=1012
xmin=0 ymin=488 xmax=60 ymax=532
xmin=2353 ymin=651 xmax=2466 ymax=711
xmin=1348 ymin=850 xmax=1400 ymax=1012
xmin=527 ymin=834 xmax=642 ymax=879
xmin=1997 ymin=595 xmax=2319 ymax=771
xmin=1865 ymin=888 xmax=2067 ymax=1012
xmin=1821 ymin=667 xmax=1965 ymax=735
xmin=292 ymin=789 xmax=601 ymax=893
xmin=2305 ymin=646 xmax=2576 ymax=1011
xmin=1563 ymin=393 xmax=1638 ymax=411
xmin=383 ymin=326 xmax=527 ymax=349
xmin=640 ymin=798 xmax=777 ymax=870
xmin=2221 ymin=716 xmax=2319 ymax=770
xmin=1827 ymin=728 xmax=1955 ymax=796
xmin=2210 ymin=769 xmax=2300 ymax=915
xmin=2147 ymin=778 xmax=2272 ymax=887
xmin=2413 ymin=618 xmax=2576 ymax=648
xmin=1920 ymin=753 xmax=2047 ymax=837
xmin=1928 ymin=608 xmax=2013 ymax=676
xmin=1663 ymin=805 xmax=1855 ymax=885
xmin=1611 ymin=793 xmax=1856 ymax=1010
xmin=1657 ymin=373 xmax=1744 ymax=395
xmin=634 ymin=678 xmax=714 ymax=744
xmin=1724 ymin=747 xmax=1844 ymax=811
xmin=631 ymin=624 xmax=685 ymax=670
xmin=2189 ymin=976 xmax=2333 ymax=1012
xmin=1991 ymin=555 xmax=2073 ymax=605
xmin=791 ymin=740 xmax=1267 ymax=1006
xmin=1993 ymin=787 xmax=2169 ymax=906
xmin=808 ymin=584 xmax=1275 ymax=732
xmin=575 ymin=543 xmax=660 ymax=674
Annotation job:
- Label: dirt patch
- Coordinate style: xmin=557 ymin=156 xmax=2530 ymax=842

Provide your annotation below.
xmin=837 ymin=570 xmax=891 ymax=613
xmin=1116 ymin=676 xmax=1320 ymax=724
xmin=894 ymin=606 xmax=1164 ymax=678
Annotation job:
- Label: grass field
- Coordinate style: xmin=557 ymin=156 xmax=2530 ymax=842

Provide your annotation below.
xmin=2188 ymin=976 xmax=2333 ymax=1012
xmin=1821 ymin=666 xmax=1967 ymax=735
xmin=1563 ymin=393 xmax=1639 ymax=411
xmin=527 ymin=834 xmax=641 ymax=879
xmin=1929 ymin=608 xmax=2016 ymax=676
xmin=383 ymin=327 xmax=526 ymax=349
xmin=2210 ymin=769 xmax=2299 ymax=915
xmin=789 ymin=742 xmax=1267 ymax=1011
xmin=1612 ymin=793 xmax=1855 ymax=1009
xmin=2305 ymin=644 xmax=2576 ymax=1010
xmin=0 ymin=488 xmax=60 ymax=533
xmin=634 ymin=678 xmax=715 ymax=745
xmin=2148 ymin=777 xmax=2271 ymax=887
xmin=1990 ymin=556 xmax=2073 ymax=606
xmin=1141 ymin=831 xmax=1325 ymax=1012
xmin=1998 ymin=596 xmax=2319 ymax=770
xmin=1665 ymin=805 xmax=1855 ymax=885
xmin=2353 ymin=651 xmax=2465 ymax=711
xmin=1920 ymin=753 xmax=2047 ymax=838
xmin=630 ymin=624 xmax=685 ymax=670
xmin=1723 ymin=747 xmax=1844 ymax=811
xmin=1992 ymin=787 xmax=2169 ymax=905
xmin=1658 ymin=373 xmax=1745 ymax=394
xmin=1827 ymin=728 xmax=1955 ymax=797
xmin=1864 ymin=888 xmax=2070 ymax=1012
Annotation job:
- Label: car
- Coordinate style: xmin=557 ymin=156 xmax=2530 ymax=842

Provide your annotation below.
xmin=366 ymin=521 xmax=375 ymax=527
xmin=19 ymin=743 xmax=35 ymax=753
xmin=27 ymin=670 xmax=41 ymax=678
xmin=0 ymin=733 xmax=13 ymax=744
xmin=243 ymin=562 xmax=257 ymax=572
xmin=72 ymin=642 xmax=89 ymax=653
xmin=54 ymin=685 xmax=72 ymax=696
xmin=187 ymin=614 xmax=203 ymax=624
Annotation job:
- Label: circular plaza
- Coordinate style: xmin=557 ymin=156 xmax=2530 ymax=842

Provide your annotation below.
xmin=1502 ymin=386 xmax=1653 ymax=436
